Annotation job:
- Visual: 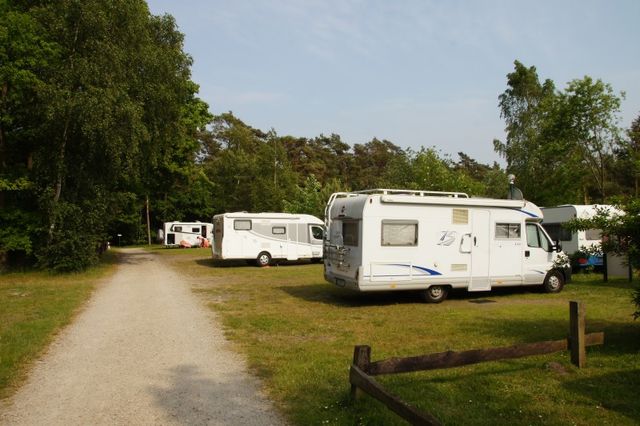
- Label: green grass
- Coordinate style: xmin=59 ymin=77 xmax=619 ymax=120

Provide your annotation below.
xmin=158 ymin=250 xmax=640 ymax=425
xmin=0 ymin=251 xmax=119 ymax=399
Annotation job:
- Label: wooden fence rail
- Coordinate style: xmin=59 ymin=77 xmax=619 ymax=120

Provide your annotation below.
xmin=349 ymin=301 xmax=604 ymax=425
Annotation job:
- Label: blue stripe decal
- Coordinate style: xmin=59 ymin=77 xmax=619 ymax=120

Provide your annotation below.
xmin=392 ymin=264 xmax=442 ymax=276
xmin=518 ymin=209 xmax=539 ymax=218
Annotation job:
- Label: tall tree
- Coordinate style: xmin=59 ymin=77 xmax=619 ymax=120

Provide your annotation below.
xmin=612 ymin=113 xmax=640 ymax=197
xmin=493 ymin=61 xmax=569 ymax=204
xmin=494 ymin=61 xmax=624 ymax=205
xmin=562 ymin=77 xmax=623 ymax=201
xmin=350 ymin=138 xmax=404 ymax=190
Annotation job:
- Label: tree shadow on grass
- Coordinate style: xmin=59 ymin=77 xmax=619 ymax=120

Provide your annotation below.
xmin=470 ymin=315 xmax=640 ymax=357
xmin=195 ymin=258 xmax=248 ymax=268
xmin=195 ymin=258 xmax=318 ymax=268
xmin=572 ymin=277 xmax=638 ymax=290
xmin=148 ymin=364 xmax=281 ymax=424
xmin=353 ymin=343 xmax=640 ymax=424
xmin=278 ymin=284 xmax=424 ymax=307
xmin=113 ymin=250 xmax=153 ymax=265
xmin=563 ymin=369 xmax=640 ymax=421
xmin=278 ymin=283 xmax=547 ymax=308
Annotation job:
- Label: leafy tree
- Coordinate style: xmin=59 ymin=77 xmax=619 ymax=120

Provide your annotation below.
xmin=612 ymin=113 xmax=640 ymax=197
xmin=350 ymin=138 xmax=405 ymax=189
xmin=494 ymin=61 xmax=624 ymax=205
xmin=385 ymin=148 xmax=485 ymax=195
xmin=481 ymin=165 xmax=509 ymax=199
xmin=283 ymin=175 xmax=345 ymax=219
xmin=561 ymin=77 xmax=623 ymax=201
xmin=493 ymin=61 xmax=577 ymax=205
xmin=1 ymin=1 xmax=208 ymax=269
xmin=202 ymin=113 xmax=298 ymax=214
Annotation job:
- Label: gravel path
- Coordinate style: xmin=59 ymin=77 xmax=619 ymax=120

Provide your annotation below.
xmin=0 ymin=248 xmax=285 ymax=425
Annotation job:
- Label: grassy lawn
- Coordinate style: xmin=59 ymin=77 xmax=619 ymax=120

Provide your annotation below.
xmin=0 ymin=251 xmax=118 ymax=399
xmin=155 ymin=247 xmax=640 ymax=425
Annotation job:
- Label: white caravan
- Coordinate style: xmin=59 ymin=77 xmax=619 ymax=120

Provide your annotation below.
xmin=323 ymin=189 xmax=571 ymax=303
xmin=163 ymin=221 xmax=213 ymax=247
xmin=211 ymin=212 xmax=325 ymax=266
xmin=541 ymin=204 xmax=618 ymax=268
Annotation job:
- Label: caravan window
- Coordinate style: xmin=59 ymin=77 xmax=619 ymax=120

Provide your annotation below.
xmin=495 ymin=223 xmax=520 ymax=239
xmin=342 ymin=222 xmax=359 ymax=247
xmin=173 ymin=226 xmax=182 ymax=232
xmin=585 ymin=228 xmax=602 ymax=240
xmin=381 ymin=221 xmax=418 ymax=246
xmin=191 ymin=227 xmax=199 ymax=233
xmin=542 ymin=223 xmax=572 ymax=241
xmin=234 ymin=220 xmax=252 ymax=230
xmin=272 ymin=226 xmax=286 ymax=235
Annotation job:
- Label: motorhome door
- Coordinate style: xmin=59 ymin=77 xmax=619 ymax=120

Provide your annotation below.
xmin=523 ymin=223 xmax=553 ymax=284
xmin=287 ymin=223 xmax=299 ymax=260
xmin=469 ymin=210 xmax=491 ymax=291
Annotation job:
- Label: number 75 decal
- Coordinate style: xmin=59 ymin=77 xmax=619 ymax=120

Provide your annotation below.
xmin=437 ymin=230 xmax=457 ymax=246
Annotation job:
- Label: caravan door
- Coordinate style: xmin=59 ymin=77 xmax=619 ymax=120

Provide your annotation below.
xmin=469 ymin=210 xmax=491 ymax=291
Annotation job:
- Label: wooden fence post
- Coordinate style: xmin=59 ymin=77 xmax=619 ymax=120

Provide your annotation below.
xmin=351 ymin=345 xmax=371 ymax=399
xmin=569 ymin=301 xmax=586 ymax=368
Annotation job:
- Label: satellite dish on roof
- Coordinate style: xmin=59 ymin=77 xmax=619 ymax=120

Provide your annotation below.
xmin=507 ymin=174 xmax=523 ymax=200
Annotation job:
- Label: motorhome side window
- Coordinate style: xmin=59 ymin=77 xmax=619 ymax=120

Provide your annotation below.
xmin=191 ymin=227 xmax=199 ymax=233
xmin=234 ymin=220 xmax=252 ymax=230
xmin=272 ymin=226 xmax=286 ymax=235
xmin=173 ymin=226 xmax=182 ymax=232
xmin=342 ymin=222 xmax=359 ymax=246
xmin=381 ymin=220 xmax=418 ymax=246
xmin=495 ymin=223 xmax=520 ymax=239
xmin=526 ymin=223 xmax=552 ymax=251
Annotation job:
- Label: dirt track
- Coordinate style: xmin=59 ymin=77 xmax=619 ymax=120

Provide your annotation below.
xmin=0 ymin=248 xmax=284 ymax=425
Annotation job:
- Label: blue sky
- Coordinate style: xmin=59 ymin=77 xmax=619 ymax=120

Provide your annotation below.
xmin=146 ymin=0 xmax=640 ymax=164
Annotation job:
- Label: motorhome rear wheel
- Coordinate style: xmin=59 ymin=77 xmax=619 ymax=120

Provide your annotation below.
xmin=256 ymin=251 xmax=272 ymax=267
xmin=422 ymin=285 xmax=449 ymax=303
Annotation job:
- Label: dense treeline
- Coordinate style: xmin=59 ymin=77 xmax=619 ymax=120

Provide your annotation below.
xmin=1 ymin=0 xmax=210 ymax=270
xmin=1 ymin=2 xmax=638 ymax=271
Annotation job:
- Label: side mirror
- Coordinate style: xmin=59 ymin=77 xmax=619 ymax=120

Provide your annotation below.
xmin=554 ymin=241 xmax=562 ymax=252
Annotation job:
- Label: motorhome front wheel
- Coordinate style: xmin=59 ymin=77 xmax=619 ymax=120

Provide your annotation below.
xmin=422 ymin=285 xmax=449 ymax=303
xmin=543 ymin=270 xmax=565 ymax=293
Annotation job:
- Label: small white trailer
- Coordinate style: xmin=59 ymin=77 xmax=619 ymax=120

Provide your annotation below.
xmin=323 ymin=189 xmax=571 ymax=303
xmin=541 ymin=205 xmax=617 ymax=268
xmin=163 ymin=221 xmax=213 ymax=247
xmin=542 ymin=204 xmax=622 ymax=267
xmin=211 ymin=212 xmax=325 ymax=266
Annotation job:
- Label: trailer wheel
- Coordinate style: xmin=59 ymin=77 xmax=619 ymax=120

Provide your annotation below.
xmin=256 ymin=252 xmax=272 ymax=267
xmin=311 ymin=257 xmax=323 ymax=264
xmin=422 ymin=285 xmax=449 ymax=303
xmin=543 ymin=270 xmax=564 ymax=293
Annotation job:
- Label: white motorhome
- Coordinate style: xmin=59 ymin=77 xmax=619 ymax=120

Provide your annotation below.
xmin=323 ymin=189 xmax=571 ymax=303
xmin=541 ymin=204 xmax=618 ymax=269
xmin=211 ymin=212 xmax=324 ymax=266
xmin=163 ymin=221 xmax=213 ymax=247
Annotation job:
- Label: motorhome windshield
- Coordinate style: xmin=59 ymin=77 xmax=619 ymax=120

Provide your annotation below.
xmin=526 ymin=223 xmax=552 ymax=252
